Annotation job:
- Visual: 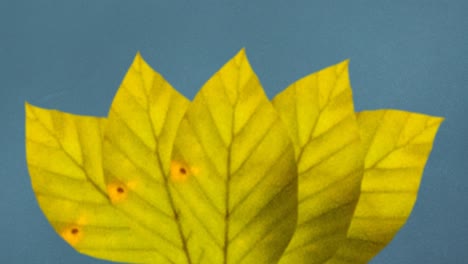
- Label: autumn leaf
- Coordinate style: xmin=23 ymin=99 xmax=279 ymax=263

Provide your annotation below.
xmin=272 ymin=60 xmax=363 ymax=264
xmin=170 ymin=50 xmax=297 ymax=263
xmin=327 ymin=110 xmax=443 ymax=264
xmin=25 ymin=104 xmax=162 ymax=263
xmin=25 ymin=49 xmax=443 ymax=264
xmin=100 ymin=52 xmax=196 ymax=263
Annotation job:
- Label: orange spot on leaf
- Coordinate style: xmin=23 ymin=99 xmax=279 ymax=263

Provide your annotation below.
xmin=61 ymin=225 xmax=83 ymax=246
xmin=170 ymin=161 xmax=194 ymax=182
xmin=107 ymin=182 xmax=128 ymax=203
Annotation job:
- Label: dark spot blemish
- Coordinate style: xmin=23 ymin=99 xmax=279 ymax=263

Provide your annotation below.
xmin=71 ymin=228 xmax=79 ymax=235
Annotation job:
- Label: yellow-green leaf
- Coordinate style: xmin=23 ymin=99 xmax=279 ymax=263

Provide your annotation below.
xmin=170 ymin=49 xmax=298 ymax=263
xmin=26 ymin=49 xmax=444 ymax=264
xmin=327 ymin=110 xmax=443 ymax=263
xmin=102 ymin=53 xmax=191 ymax=263
xmin=272 ymin=61 xmax=364 ymax=263
xmin=25 ymin=103 xmax=161 ymax=263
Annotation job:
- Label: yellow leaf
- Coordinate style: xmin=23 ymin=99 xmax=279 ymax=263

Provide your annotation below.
xmin=25 ymin=103 xmax=163 ymax=263
xmin=327 ymin=110 xmax=443 ymax=263
xmin=170 ymin=49 xmax=298 ymax=263
xmin=25 ymin=49 xmax=444 ymax=264
xmin=273 ymin=60 xmax=364 ymax=263
xmin=102 ymin=53 xmax=191 ymax=263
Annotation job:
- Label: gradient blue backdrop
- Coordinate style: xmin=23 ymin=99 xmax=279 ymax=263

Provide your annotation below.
xmin=1 ymin=0 xmax=466 ymax=263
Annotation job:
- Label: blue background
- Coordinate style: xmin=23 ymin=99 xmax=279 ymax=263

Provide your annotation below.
xmin=1 ymin=0 xmax=466 ymax=263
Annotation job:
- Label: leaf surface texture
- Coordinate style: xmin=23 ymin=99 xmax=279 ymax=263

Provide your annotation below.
xmin=25 ymin=104 xmax=162 ymax=263
xmin=25 ymin=50 xmax=443 ymax=264
xmin=327 ymin=110 xmax=443 ymax=263
xmin=170 ymin=50 xmax=298 ymax=264
xmin=102 ymin=53 xmax=191 ymax=263
xmin=273 ymin=61 xmax=364 ymax=264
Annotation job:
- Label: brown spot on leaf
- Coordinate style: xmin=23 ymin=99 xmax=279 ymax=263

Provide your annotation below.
xmin=171 ymin=161 xmax=191 ymax=182
xmin=61 ymin=225 xmax=83 ymax=246
xmin=107 ymin=182 xmax=128 ymax=203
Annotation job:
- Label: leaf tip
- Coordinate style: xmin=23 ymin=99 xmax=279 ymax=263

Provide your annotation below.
xmin=24 ymin=102 xmax=43 ymax=119
xmin=336 ymin=59 xmax=350 ymax=73
xmin=342 ymin=58 xmax=350 ymax=67
xmin=133 ymin=51 xmax=144 ymax=65
xmin=132 ymin=50 xmax=152 ymax=72
xmin=134 ymin=50 xmax=143 ymax=60
xmin=24 ymin=101 xmax=37 ymax=113
xmin=428 ymin=115 xmax=445 ymax=131
xmin=24 ymin=101 xmax=32 ymax=116
xmin=234 ymin=47 xmax=249 ymax=65
xmin=435 ymin=115 xmax=445 ymax=123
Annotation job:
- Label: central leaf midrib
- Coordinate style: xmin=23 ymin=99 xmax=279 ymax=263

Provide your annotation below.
xmin=223 ymin=62 xmax=241 ymax=264
xmin=224 ymin=104 xmax=235 ymax=264
xmin=143 ymin=81 xmax=192 ymax=264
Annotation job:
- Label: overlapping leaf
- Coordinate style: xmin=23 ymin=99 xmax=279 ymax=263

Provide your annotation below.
xmin=170 ymin=50 xmax=297 ymax=264
xmin=25 ymin=105 xmax=160 ymax=263
xmin=273 ymin=61 xmax=363 ymax=264
xmin=102 ymin=53 xmax=191 ymax=263
xmin=25 ymin=50 xmax=443 ymax=264
xmin=327 ymin=110 xmax=443 ymax=263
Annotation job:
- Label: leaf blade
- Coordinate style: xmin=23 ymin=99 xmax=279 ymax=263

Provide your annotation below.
xmin=273 ymin=61 xmax=364 ymax=264
xmin=25 ymin=103 xmax=165 ymax=263
xmin=327 ymin=109 xmax=443 ymax=263
xmin=171 ymin=49 xmax=298 ymax=264
xmin=102 ymin=53 xmax=191 ymax=263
